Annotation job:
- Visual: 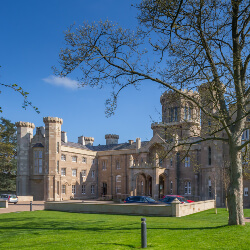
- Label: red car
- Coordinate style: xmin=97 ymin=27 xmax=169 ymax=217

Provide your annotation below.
xmin=161 ymin=195 xmax=194 ymax=204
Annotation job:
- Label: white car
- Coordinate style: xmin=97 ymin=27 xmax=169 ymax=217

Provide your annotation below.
xmin=0 ymin=194 xmax=18 ymax=204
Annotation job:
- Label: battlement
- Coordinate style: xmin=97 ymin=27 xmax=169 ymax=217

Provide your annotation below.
xmin=84 ymin=137 xmax=94 ymax=142
xmin=43 ymin=117 xmax=63 ymax=124
xmin=105 ymin=134 xmax=119 ymax=145
xmin=160 ymin=89 xmax=199 ymax=104
xmin=105 ymin=134 xmax=119 ymax=139
xmin=15 ymin=121 xmax=35 ymax=128
xmin=151 ymin=122 xmax=166 ymax=128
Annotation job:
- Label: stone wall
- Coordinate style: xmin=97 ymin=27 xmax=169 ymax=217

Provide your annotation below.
xmin=45 ymin=199 xmax=215 ymax=217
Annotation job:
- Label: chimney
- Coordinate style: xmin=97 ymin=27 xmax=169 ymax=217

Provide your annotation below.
xmin=61 ymin=131 xmax=68 ymax=143
xmin=136 ymin=138 xmax=141 ymax=152
xmin=128 ymin=140 xmax=134 ymax=145
xmin=78 ymin=136 xmax=85 ymax=145
xmin=105 ymin=134 xmax=119 ymax=145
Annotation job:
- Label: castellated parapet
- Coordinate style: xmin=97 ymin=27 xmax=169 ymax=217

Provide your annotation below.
xmin=85 ymin=137 xmax=94 ymax=146
xmin=15 ymin=121 xmax=35 ymax=128
xmin=105 ymin=134 xmax=119 ymax=145
xmin=43 ymin=117 xmax=63 ymax=124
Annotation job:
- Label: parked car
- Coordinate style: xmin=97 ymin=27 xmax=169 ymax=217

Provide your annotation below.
xmin=0 ymin=194 xmax=18 ymax=204
xmin=124 ymin=196 xmax=158 ymax=204
xmin=161 ymin=195 xmax=194 ymax=204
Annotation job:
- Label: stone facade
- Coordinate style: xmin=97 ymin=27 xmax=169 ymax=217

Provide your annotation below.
xmin=16 ymin=90 xmax=250 ymax=207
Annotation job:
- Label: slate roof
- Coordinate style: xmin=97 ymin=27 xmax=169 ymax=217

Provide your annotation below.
xmin=61 ymin=141 xmax=149 ymax=152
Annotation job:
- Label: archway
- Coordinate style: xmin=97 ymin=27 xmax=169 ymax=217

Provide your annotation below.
xmin=136 ymin=173 xmax=146 ymax=196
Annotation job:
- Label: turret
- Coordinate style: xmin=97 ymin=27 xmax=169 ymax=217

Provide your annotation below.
xmin=15 ymin=121 xmax=35 ymax=196
xmin=105 ymin=134 xmax=119 ymax=145
xmin=43 ymin=117 xmax=63 ymax=201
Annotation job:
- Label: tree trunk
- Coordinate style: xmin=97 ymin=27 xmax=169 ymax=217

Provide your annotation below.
xmin=228 ymin=142 xmax=245 ymax=225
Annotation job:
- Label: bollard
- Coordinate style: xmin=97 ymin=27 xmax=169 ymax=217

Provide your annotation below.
xmin=30 ymin=201 xmax=32 ymax=211
xmin=141 ymin=218 xmax=147 ymax=248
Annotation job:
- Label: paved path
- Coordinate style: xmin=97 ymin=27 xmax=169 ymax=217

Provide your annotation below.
xmin=0 ymin=201 xmax=44 ymax=214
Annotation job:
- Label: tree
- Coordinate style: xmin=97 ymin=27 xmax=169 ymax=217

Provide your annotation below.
xmin=0 ymin=118 xmax=17 ymax=191
xmin=55 ymin=1 xmax=250 ymax=225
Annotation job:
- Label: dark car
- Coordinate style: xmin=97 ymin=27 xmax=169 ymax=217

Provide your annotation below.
xmin=124 ymin=196 xmax=157 ymax=204
xmin=161 ymin=195 xmax=193 ymax=204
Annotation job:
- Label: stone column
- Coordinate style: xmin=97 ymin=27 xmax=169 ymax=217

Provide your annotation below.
xmin=16 ymin=121 xmax=35 ymax=196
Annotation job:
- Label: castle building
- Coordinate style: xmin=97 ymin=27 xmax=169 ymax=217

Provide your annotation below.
xmin=16 ymin=90 xmax=250 ymax=207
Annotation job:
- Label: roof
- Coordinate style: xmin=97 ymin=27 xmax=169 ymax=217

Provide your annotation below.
xmin=61 ymin=141 xmax=149 ymax=152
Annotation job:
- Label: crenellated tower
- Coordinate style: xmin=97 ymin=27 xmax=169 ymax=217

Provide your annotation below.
xmin=43 ymin=117 xmax=63 ymax=201
xmin=15 ymin=121 xmax=35 ymax=196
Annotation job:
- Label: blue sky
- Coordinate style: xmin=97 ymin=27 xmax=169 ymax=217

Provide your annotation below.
xmin=0 ymin=0 xmax=164 ymax=145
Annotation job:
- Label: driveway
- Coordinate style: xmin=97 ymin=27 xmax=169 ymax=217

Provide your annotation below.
xmin=0 ymin=201 xmax=44 ymax=214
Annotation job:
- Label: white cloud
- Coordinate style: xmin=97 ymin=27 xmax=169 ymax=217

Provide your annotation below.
xmin=43 ymin=75 xmax=78 ymax=89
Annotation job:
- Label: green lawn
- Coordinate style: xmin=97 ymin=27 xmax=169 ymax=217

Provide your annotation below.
xmin=0 ymin=209 xmax=250 ymax=249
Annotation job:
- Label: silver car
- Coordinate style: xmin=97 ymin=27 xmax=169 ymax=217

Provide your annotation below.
xmin=0 ymin=194 xmax=18 ymax=204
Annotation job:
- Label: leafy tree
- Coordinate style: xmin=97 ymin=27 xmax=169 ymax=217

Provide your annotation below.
xmin=55 ymin=0 xmax=250 ymax=225
xmin=0 ymin=118 xmax=17 ymax=191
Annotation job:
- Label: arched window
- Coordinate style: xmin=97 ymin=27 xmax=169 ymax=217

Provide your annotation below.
xmin=208 ymin=147 xmax=212 ymax=165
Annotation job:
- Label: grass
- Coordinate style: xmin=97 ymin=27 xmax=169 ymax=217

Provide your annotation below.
xmin=0 ymin=209 xmax=250 ymax=249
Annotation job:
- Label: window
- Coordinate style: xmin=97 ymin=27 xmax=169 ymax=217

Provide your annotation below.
xmin=185 ymin=181 xmax=191 ymax=194
xmin=242 ymin=129 xmax=249 ymax=141
xmin=82 ymin=157 xmax=87 ymax=163
xmin=184 ymin=157 xmax=190 ymax=167
xmin=208 ymin=179 xmax=212 ymax=198
xmin=116 ymin=160 xmax=120 ymax=169
xmin=170 ymin=181 xmax=173 ymax=194
xmin=102 ymin=160 xmax=107 ymax=170
xmin=61 ymin=154 xmax=66 ymax=161
xmin=72 ymin=169 xmax=77 ymax=177
xmin=116 ymin=175 xmax=121 ymax=194
xmin=170 ymin=107 xmax=178 ymax=122
xmin=188 ymin=181 xmax=191 ymax=194
xmin=82 ymin=170 xmax=86 ymax=177
xmin=91 ymin=185 xmax=95 ymax=194
xmin=57 ymin=161 xmax=59 ymax=174
xmin=72 ymin=185 xmax=76 ymax=194
xmin=184 ymin=106 xmax=192 ymax=120
xmin=208 ymin=147 xmax=212 ymax=165
xmin=159 ymin=159 xmax=163 ymax=167
xmin=34 ymin=150 xmax=43 ymax=174
xmin=72 ymin=156 xmax=77 ymax=162
xmin=170 ymin=158 xmax=173 ymax=168
xmin=57 ymin=142 xmax=59 ymax=153
xmin=92 ymin=159 xmax=95 ymax=164
xmin=57 ymin=181 xmax=59 ymax=195
xmin=91 ymin=170 xmax=95 ymax=178
xmin=61 ymin=168 xmax=66 ymax=176
xmin=62 ymin=185 xmax=66 ymax=194
xmin=244 ymin=187 xmax=248 ymax=196
xmin=82 ymin=185 xmax=86 ymax=194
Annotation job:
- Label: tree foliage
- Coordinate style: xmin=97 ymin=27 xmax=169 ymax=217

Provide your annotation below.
xmin=0 ymin=118 xmax=17 ymax=191
xmin=55 ymin=0 xmax=250 ymax=225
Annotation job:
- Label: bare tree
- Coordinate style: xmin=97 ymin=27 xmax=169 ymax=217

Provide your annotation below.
xmin=55 ymin=1 xmax=250 ymax=225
